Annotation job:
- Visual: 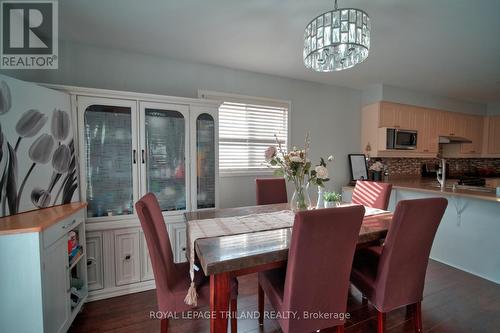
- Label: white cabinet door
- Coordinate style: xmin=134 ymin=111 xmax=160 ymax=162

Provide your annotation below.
xmin=140 ymin=231 xmax=154 ymax=281
xmin=190 ymin=105 xmax=219 ymax=210
xmin=43 ymin=236 xmax=70 ymax=333
xmin=114 ymin=229 xmax=141 ymax=286
xmin=171 ymin=223 xmax=187 ymax=263
xmin=138 ymin=101 xmax=191 ymax=215
xmin=86 ymin=232 xmax=104 ymax=291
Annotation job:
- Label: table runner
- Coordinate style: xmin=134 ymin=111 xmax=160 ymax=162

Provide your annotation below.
xmin=184 ymin=206 xmax=390 ymax=306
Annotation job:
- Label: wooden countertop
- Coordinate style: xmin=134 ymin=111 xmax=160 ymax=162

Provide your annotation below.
xmin=343 ymin=178 xmax=500 ymax=203
xmin=0 ymin=202 xmax=87 ymax=235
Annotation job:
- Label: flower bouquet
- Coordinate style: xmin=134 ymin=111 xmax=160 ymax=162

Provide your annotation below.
xmin=265 ymin=134 xmax=333 ymax=210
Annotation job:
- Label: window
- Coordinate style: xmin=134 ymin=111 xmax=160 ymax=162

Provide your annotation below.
xmin=200 ymin=91 xmax=289 ymax=174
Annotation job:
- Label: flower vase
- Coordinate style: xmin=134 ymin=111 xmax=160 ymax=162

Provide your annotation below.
xmin=316 ymin=186 xmax=324 ymax=209
xmin=291 ymin=182 xmax=311 ymax=211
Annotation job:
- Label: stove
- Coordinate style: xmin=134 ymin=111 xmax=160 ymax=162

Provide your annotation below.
xmin=457 ymin=177 xmax=486 ymax=187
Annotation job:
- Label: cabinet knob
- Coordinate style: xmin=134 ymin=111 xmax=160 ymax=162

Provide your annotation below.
xmin=182 ymin=247 xmax=186 ymax=251
xmin=124 ymin=255 xmax=131 ymax=260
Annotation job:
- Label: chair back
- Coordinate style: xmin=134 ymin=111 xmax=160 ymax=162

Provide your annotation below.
xmin=375 ymin=198 xmax=448 ymax=312
xmin=256 ymin=178 xmax=288 ymax=205
xmin=135 ymin=193 xmax=176 ymax=299
xmin=282 ymin=206 xmax=365 ymax=332
xmin=352 ymin=180 xmax=392 ymax=210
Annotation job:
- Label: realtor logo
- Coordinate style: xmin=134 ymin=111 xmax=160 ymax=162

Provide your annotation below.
xmin=1 ymin=0 xmax=58 ymax=69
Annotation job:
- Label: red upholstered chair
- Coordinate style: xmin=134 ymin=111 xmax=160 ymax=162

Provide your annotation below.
xmin=136 ymin=193 xmax=238 ymax=333
xmin=352 ymin=180 xmax=393 ymax=210
xmin=256 ymin=178 xmax=288 ymax=205
xmin=350 ymin=198 xmax=448 ymax=333
xmin=258 ymin=206 xmax=365 ymax=333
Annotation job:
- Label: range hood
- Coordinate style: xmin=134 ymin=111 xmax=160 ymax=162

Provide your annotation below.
xmin=438 ymin=136 xmax=472 ymax=144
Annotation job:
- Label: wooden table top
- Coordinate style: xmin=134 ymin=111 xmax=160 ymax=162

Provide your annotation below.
xmin=0 ymin=202 xmax=87 ymax=235
xmin=185 ymin=203 xmax=393 ymax=276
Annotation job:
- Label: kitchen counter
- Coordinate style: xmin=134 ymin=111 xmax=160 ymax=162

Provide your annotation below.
xmin=343 ymin=178 xmax=500 ymax=203
xmin=342 ymin=179 xmax=500 ymax=284
xmin=0 ymin=202 xmax=87 ymax=235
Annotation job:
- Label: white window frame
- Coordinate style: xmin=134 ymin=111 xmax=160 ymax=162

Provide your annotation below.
xmin=198 ymin=90 xmax=291 ymax=177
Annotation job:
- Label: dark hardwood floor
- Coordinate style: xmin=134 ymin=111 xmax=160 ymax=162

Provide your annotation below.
xmin=69 ymin=260 xmax=500 ymax=333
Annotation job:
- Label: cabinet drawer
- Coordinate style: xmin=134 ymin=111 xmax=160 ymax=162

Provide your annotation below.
xmin=43 ymin=210 xmax=84 ymax=248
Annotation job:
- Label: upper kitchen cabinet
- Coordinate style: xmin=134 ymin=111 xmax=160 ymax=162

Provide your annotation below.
xmin=484 ymin=116 xmax=500 ymax=155
xmin=379 ymin=102 xmax=418 ymax=130
xmin=460 ymin=115 xmax=483 ymax=155
xmin=361 ymin=101 xmax=487 ymax=158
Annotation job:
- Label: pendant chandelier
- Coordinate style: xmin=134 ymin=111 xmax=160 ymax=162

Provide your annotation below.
xmin=303 ymin=0 xmax=371 ymax=72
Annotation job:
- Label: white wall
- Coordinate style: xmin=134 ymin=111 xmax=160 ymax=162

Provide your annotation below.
xmin=487 ymin=102 xmax=500 ymax=116
xmin=1 ymin=41 xmax=362 ymax=208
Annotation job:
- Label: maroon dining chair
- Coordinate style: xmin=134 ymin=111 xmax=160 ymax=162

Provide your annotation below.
xmin=352 ymin=180 xmax=393 ymax=210
xmin=350 ymin=198 xmax=448 ymax=333
xmin=136 ymin=193 xmax=239 ymax=333
xmin=256 ymin=178 xmax=288 ymax=205
xmin=258 ymin=206 xmax=365 ymax=333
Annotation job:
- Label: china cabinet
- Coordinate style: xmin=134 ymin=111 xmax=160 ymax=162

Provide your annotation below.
xmin=65 ymin=87 xmax=220 ymax=300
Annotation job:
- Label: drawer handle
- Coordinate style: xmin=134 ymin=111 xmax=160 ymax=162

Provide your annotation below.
xmin=62 ymin=219 xmax=77 ymax=229
xmin=124 ymin=255 xmax=131 ymax=260
xmin=87 ymin=257 xmax=96 ymax=266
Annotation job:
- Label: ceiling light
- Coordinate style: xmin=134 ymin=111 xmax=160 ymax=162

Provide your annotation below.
xmin=303 ymin=0 xmax=371 ymax=72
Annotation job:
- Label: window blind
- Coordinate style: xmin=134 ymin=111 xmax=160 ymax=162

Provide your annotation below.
xmin=217 ymin=99 xmax=288 ymax=173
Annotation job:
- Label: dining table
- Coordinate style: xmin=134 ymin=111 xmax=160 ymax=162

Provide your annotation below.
xmin=184 ymin=203 xmax=393 ymax=333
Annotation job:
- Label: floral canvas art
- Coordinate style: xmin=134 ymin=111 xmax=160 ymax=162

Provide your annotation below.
xmin=0 ymin=75 xmax=79 ymax=217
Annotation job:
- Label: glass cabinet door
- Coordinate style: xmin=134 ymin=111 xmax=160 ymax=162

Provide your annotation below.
xmin=80 ymin=99 xmax=138 ymax=219
xmin=141 ymin=103 xmax=189 ymax=213
xmin=195 ymin=113 xmax=216 ymax=209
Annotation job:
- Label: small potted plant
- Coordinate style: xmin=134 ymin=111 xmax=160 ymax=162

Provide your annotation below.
xmin=323 ymin=191 xmax=342 ymax=208
xmin=369 ymin=161 xmax=385 ymax=181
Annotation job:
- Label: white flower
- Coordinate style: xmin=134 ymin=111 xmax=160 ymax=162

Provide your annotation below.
xmin=328 ymin=155 xmax=334 ymax=162
xmin=315 ymin=165 xmax=329 ymax=179
xmin=264 ymin=146 xmax=277 ymax=161
xmin=290 ymin=155 xmax=303 ymax=163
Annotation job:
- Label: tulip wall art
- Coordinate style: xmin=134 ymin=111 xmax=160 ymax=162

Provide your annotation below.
xmin=0 ymin=75 xmax=79 ymax=217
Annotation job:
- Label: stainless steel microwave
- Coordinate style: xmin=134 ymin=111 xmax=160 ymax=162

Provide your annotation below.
xmin=386 ymin=128 xmax=418 ymax=150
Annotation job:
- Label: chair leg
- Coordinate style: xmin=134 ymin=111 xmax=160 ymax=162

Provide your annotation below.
xmin=377 ymin=311 xmax=385 ymax=333
xmin=230 ymin=298 xmax=237 ymax=333
xmin=336 ymin=324 xmax=345 ymax=333
xmin=258 ymin=283 xmax=264 ymax=326
xmin=413 ymin=302 xmax=423 ymax=333
xmin=160 ymin=318 xmax=168 ymax=333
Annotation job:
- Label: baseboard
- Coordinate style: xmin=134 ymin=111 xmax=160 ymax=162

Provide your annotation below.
xmin=430 ymin=256 xmax=500 ymax=285
xmin=86 ymin=280 xmax=156 ymax=302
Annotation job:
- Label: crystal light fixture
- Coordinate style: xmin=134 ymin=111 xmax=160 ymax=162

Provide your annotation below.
xmin=303 ymin=0 xmax=371 ymax=71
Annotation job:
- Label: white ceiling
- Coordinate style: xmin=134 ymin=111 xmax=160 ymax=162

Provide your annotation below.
xmin=59 ymin=0 xmax=500 ymax=103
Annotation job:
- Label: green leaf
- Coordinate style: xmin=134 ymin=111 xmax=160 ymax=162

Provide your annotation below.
xmin=270 ymin=159 xmax=277 ymax=166
xmin=274 ymin=169 xmax=284 ymax=177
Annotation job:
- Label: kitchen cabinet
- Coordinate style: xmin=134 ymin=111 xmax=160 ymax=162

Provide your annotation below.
xmin=460 ymin=115 xmax=483 ymax=155
xmin=362 ymin=101 xmax=489 ymax=158
xmin=379 ymin=102 xmax=418 ymax=130
xmin=416 ymin=109 xmax=438 ymax=153
xmin=114 ymin=229 xmax=141 ymax=286
xmin=485 ymin=116 xmax=500 ymax=154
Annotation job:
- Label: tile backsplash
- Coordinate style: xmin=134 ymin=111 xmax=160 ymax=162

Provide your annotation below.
xmin=368 ymin=158 xmax=500 ymax=177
